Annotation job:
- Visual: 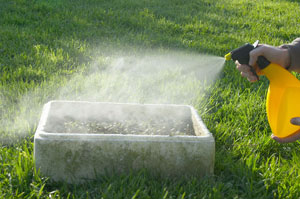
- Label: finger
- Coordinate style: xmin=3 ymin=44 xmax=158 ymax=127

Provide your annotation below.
xmin=236 ymin=64 xmax=251 ymax=73
xmin=240 ymin=70 xmax=259 ymax=81
xmin=239 ymin=67 xmax=258 ymax=81
xmin=247 ymin=75 xmax=258 ymax=82
xmin=240 ymin=71 xmax=249 ymax=78
xmin=271 ymin=131 xmax=300 ymax=143
xmin=249 ymin=45 xmax=265 ymax=67
xmin=236 ymin=62 xmax=259 ymax=82
xmin=271 ymin=135 xmax=294 ymax=143
xmin=291 ymin=117 xmax=300 ymax=125
xmin=241 ymin=72 xmax=258 ymax=82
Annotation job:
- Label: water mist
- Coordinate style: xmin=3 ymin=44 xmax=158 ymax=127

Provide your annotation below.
xmin=0 ymin=48 xmax=225 ymax=144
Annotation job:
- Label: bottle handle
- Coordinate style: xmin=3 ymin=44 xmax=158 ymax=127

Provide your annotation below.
xmin=257 ymin=56 xmax=271 ymax=70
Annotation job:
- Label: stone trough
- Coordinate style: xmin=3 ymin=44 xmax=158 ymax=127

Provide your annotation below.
xmin=34 ymin=100 xmax=215 ymax=183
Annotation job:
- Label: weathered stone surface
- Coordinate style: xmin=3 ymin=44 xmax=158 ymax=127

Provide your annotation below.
xmin=34 ymin=101 xmax=215 ymax=183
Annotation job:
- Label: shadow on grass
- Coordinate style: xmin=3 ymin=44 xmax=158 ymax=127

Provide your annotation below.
xmin=0 ymin=0 xmax=241 ymax=59
xmin=283 ymin=0 xmax=300 ymax=3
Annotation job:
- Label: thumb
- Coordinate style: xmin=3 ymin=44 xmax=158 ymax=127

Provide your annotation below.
xmin=290 ymin=117 xmax=300 ymax=125
xmin=249 ymin=45 xmax=263 ymax=67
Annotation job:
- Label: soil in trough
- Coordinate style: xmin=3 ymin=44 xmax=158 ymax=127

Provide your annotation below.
xmin=52 ymin=117 xmax=195 ymax=136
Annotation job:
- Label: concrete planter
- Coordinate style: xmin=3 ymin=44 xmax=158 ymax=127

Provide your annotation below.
xmin=34 ymin=101 xmax=215 ymax=183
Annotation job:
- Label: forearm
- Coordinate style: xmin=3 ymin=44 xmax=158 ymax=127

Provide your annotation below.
xmin=280 ymin=38 xmax=300 ymax=72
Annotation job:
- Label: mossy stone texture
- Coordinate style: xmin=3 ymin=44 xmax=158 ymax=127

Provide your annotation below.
xmin=34 ymin=101 xmax=215 ymax=183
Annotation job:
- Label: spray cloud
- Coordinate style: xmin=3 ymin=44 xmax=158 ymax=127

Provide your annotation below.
xmin=0 ymin=48 xmax=224 ymax=144
xmin=59 ymin=50 xmax=224 ymax=104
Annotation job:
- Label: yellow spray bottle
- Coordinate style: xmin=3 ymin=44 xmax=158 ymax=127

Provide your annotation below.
xmin=225 ymin=41 xmax=300 ymax=138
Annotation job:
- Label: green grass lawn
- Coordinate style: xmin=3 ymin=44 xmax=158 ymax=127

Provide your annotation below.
xmin=1 ymin=0 xmax=300 ymax=198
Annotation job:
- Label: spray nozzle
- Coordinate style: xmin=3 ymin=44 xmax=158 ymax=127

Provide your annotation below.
xmin=224 ymin=40 xmax=271 ymax=79
xmin=225 ymin=40 xmax=259 ymax=64
xmin=224 ymin=52 xmax=231 ymax=61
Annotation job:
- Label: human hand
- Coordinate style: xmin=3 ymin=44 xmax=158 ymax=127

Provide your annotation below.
xmin=271 ymin=117 xmax=300 ymax=143
xmin=235 ymin=44 xmax=291 ymax=82
xmin=235 ymin=60 xmax=260 ymax=82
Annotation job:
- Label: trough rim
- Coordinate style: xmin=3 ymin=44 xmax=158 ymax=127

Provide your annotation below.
xmin=35 ymin=100 xmax=214 ymax=142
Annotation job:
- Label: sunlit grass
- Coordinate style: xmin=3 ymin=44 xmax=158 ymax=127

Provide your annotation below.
xmin=1 ymin=0 xmax=300 ymax=198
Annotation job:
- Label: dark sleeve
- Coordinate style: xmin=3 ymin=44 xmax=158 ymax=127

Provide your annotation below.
xmin=280 ymin=38 xmax=300 ymax=72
